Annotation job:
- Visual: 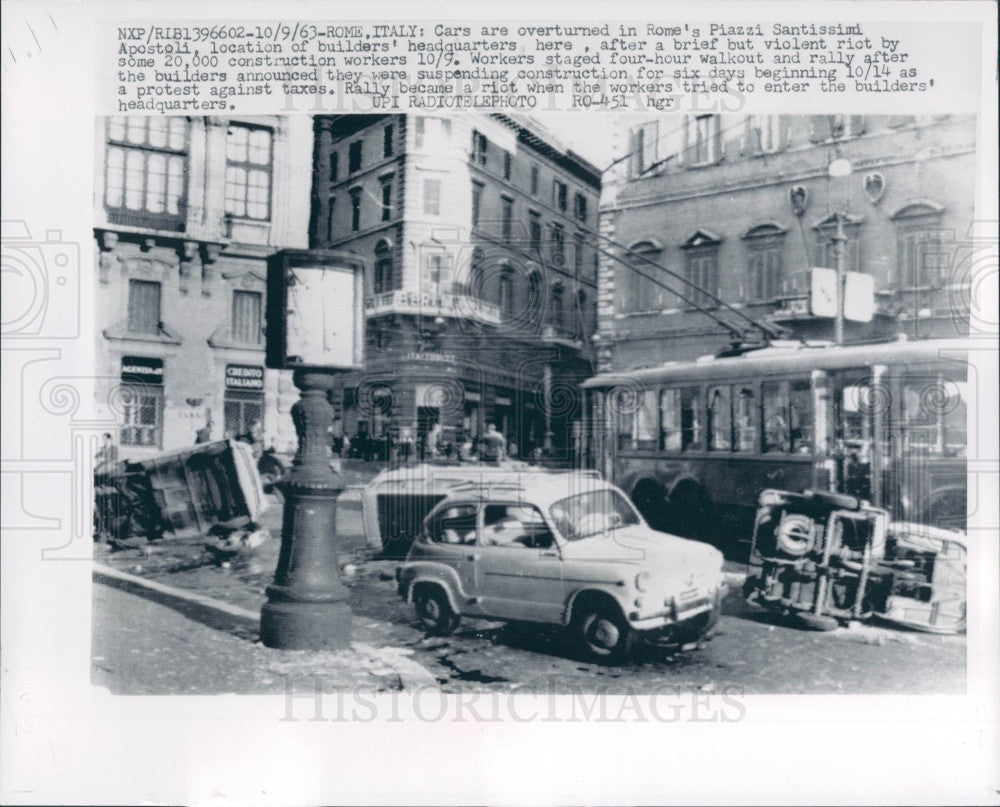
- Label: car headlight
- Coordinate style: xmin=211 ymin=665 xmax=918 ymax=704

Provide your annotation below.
xmin=635 ymin=571 xmax=650 ymax=591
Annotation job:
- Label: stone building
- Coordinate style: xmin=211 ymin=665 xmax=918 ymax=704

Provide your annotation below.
xmin=93 ymin=115 xmax=313 ymax=457
xmin=310 ymin=113 xmax=602 ymax=459
xmin=596 ymin=114 xmax=977 ymax=371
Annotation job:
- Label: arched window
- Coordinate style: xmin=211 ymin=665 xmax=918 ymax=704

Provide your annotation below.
xmin=499 ymin=266 xmax=514 ymax=317
xmin=891 ymin=202 xmax=945 ymax=289
xmin=373 ymin=240 xmax=394 ymax=295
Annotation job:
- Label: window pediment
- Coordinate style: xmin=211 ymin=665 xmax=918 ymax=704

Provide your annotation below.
xmin=891 ymin=201 xmax=944 ymax=220
xmin=811 ymin=212 xmax=863 ymax=230
xmin=681 ymin=230 xmax=722 ymax=250
xmin=742 ymin=222 xmax=787 ymax=240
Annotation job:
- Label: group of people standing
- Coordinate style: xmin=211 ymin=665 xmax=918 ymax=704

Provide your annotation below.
xmin=331 ymin=422 xmax=515 ymax=465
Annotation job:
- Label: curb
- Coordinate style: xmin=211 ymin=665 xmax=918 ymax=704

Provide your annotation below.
xmin=93 ymin=562 xmax=260 ymax=636
xmin=92 ymin=563 xmax=437 ymax=689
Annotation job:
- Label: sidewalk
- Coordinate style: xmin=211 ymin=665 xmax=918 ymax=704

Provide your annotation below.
xmin=91 ymin=488 xmax=440 ymax=695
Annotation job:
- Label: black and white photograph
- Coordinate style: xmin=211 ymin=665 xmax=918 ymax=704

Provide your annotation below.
xmin=2 ymin=2 xmax=998 ymax=805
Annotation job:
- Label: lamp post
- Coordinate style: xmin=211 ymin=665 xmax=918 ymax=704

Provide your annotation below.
xmin=827 ymin=157 xmax=853 ymax=346
xmin=261 ymin=249 xmax=365 ymax=650
xmin=831 ymin=212 xmax=848 ymax=345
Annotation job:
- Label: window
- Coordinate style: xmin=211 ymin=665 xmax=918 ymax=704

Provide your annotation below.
xmin=471 ymin=181 xmax=483 ymax=227
xmin=482 ymin=504 xmax=553 ymax=548
xmin=120 ymin=388 xmax=163 ymax=448
xmin=788 ymin=379 xmax=814 ymax=453
xmin=469 ymin=248 xmax=486 ymax=299
xmin=471 ymin=130 xmax=488 ymax=165
xmin=500 ymin=196 xmax=513 ymax=243
xmin=530 ymin=164 xmax=539 ymax=195
xmin=630 ymin=120 xmax=659 ymax=177
xmin=224 ymin=390 xmax=263 ymax=443
xmin=550 ymin=282 xmax=565 ymax=330
xmin=553 ymin=180 xmax=568 ymax=212
xmin=659 ymin=389 xmax=682 ymax=451
xmin=812 ymin=115 xmax=867 ymax=142
xmin=326 ymin=196 xmax=336 ymax=241
xmin=231 ymin=290 xmax=263 ymax=344
xmin=426 ymin=253 xmax=450 ymax=288
xmin=373 ymin=241 xmax=394 ymax=294
xmin=683 ymin=115 xmax=721 ymax=165
xmin=414 ymin=117 xmax=425 ymax=148
xmin=574 ymin=192 xmax=587 ymax=222
xmin=574 ymin=233 xmax=585 ymax=275
xmin=529 ymin=212 xmax=542 ymax=255
xmin=225 ymin=125 xmax=272 ymax=220
xmin=708 ymin=386 xmax=732 ymax=451
xmin=747 ymin=115 xmax=784 ymax=154
xmin=348 ymin=140 xmax=362 ymax=173
xmin=743 ymin=224 xmax=786 ymax=301
xmin=683 ymin=238 xmax=720 ymax=309
xmin=329 ymin=151 xmax=339 ymax=182
xmin=620 ymin=241 xmax=665 ymax=314
xmin=902 ymin=375 xmax=967 ymax=457
xmin=428 ymin=504 xmax=478 ymax=545
xmin=503 ymin=151 xmax=512 ymax=180
xmin=632 ymin=390 xmax=659 ymax=450
xmin=499 ymin=268 xmax=514 ymax=316
xmin=127 ymin=279 xmax=161 ymax=334
xmin=550 ymin=223 xmax=565 ymax=266
xmin=383 ymin=124 xmax=394 ymax=158
xmin=105 ymin=117 xmax=188 ymax=229
xmin=349 ymin=188 xmax=362 ymax=231
xmin=762 ymin=382 xmax=790 ymax=453
xmin=380 ymin=177 xmax=393 ymax=221
xmin=893 ymin=204 xmax=945 ymax=289
xmin=424 ymin=179 xmax=441 ymax=216
xmin=734 ymin=387 xmax=757 ymax=452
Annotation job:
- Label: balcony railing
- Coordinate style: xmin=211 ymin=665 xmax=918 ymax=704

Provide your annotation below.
xmin=364 ymin=289 xmax=503 ymax=325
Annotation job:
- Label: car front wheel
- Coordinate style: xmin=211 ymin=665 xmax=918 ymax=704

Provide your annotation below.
xmin=414 ymin=586 xmax=460 ymax=636
xmin=574 ymin=604 xmax=634 ymax=664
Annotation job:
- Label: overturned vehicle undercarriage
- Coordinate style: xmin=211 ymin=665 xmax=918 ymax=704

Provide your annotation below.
xmin=743 ymin=488 xmax=966 ymax=634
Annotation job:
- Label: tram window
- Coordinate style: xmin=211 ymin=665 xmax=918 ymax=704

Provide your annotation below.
xmin=708 ymin=386 xmax=732 ymax=451
xmin=735 ymin=387 xmax=757 ymax=452
xmin=762 ymin=381 xmax=790 ymax=453
xmin=617 ymin=406 xmax=634 ymax=450
xmin=789 ymin=380 xmax=814 ymax=453
xmin=902 ymin=377 xmax=967 ymax=457
xmin=634 ymin=390 xmax=659 ymax=450
xmin=681 ymin=387 xmax=702 ymax=451
xmin=660 ymin=389 xmax=682 ymax=451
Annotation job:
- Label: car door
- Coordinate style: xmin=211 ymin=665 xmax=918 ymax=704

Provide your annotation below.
xmin=424 ymin=503 xmax=481 ymax=612
xmin=472 ymin=502 xmax=564 ymax=623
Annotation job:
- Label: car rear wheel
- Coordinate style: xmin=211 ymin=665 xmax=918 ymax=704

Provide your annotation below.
xmin=574 ymin=604 xmax=634 ymax=664
xmin=414 ymin=586 xmax=460 ymax=636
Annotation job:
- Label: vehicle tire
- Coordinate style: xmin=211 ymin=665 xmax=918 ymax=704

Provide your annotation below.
xmin=793 ymin=612 xmax=840 ymax=631
xmin=413 ymin=586 xmax=460 ymax=636
xmin=666 ymin=484 xmax=708 ymax=537
xmin=574 ymin=602 xmax=634 ymax=664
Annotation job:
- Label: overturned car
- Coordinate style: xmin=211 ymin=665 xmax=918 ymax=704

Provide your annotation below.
xmin=743 ymin=488 xmax=966 ymax=633
xmin=94 ymin=439 xmax=268 ymax=546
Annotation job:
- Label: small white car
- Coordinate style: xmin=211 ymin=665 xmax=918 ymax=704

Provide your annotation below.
xmin=396 ymin=471 xmax=726 ymax=662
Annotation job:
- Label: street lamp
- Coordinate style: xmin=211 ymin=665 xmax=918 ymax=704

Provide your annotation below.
xmin=261 ymin=249 xmax=365 ymax=650
xmin=827 ymin=157 xmax=853 ymax=345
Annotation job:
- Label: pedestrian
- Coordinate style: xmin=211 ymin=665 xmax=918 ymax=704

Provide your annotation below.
xmin=425 ymin=422 xmax=443 ymax=459
xmin=195 ymin=414 xmax=213 ymax=444
xmin=398 ymin=427 xmax=415 ymax=465
xmin=481 ymin=423 xmax=507 ymax=464
xmin=95 ymin=432 xmax=118 ymax=467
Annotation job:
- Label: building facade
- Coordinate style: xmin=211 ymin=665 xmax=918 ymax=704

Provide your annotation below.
xmin=310 ymin=113 xmax=602 ymax=459
xmin=597 ymin=114 xmax=977 ymax=371
xmin=93 ymin=115 xmax=313 ymax=457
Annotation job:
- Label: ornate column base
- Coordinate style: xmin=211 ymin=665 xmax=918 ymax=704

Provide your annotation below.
xmin=259 ymin=370 xmax=352 ymax=650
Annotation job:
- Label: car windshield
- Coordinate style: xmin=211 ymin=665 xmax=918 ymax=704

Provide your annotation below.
xmin=549 ymin=489 xmax=641 ymax=541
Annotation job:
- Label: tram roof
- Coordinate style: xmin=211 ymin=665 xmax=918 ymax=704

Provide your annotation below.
xmin=581 ymin=337 xmax=973 ymax=389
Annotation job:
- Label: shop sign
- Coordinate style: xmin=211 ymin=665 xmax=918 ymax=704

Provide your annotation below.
xmin=226 ymin=364 xmax=265 ymax=391
xmin=121 ymin=356 xmax=163 ymax=385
